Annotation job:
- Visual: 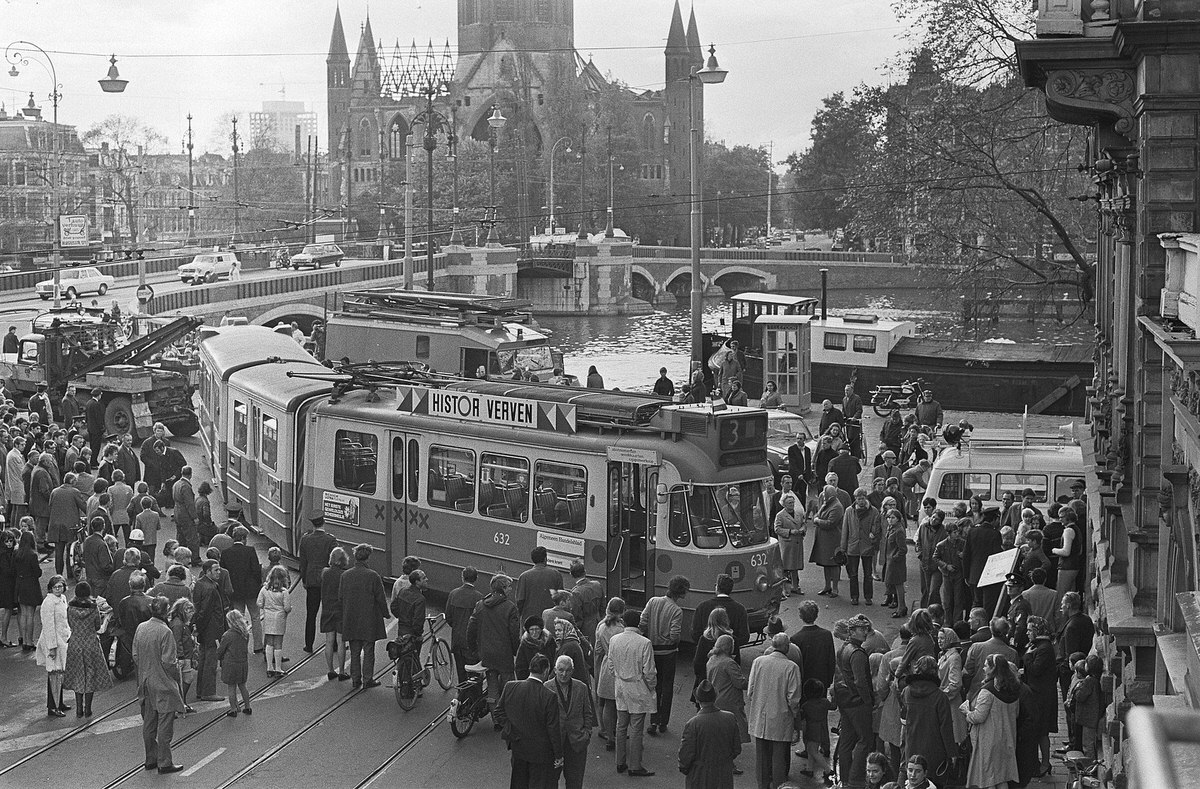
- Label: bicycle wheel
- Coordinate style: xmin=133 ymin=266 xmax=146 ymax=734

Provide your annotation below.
xmin=395 ymin=655 xmax=418 ymax=711
xmin=431 ymin=638 xmax=454 ymax=690
xmin=449 ymin=705 xmax=476 ymax=739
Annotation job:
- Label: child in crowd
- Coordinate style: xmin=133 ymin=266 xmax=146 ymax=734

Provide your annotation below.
xmin=257 ymin=565 xmax=292 ymax=677
xmin=1062 ymin=650 xmax=1087 ymax=750
xmin=218 ymin=610 xmax=251 ymax=717
xmin=800 ymin=678 xmax=833 ymax=786
xmin=1068 ymin=655 xmax=1103 ymax=759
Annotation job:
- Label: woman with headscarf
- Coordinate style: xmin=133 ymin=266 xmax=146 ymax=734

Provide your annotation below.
xmin=881 ymin=509 xmax=908 ymax=616
xmin=1021 ymin=615 xmax=1058 ymax=781
xmin=63 ymin=580 xmax=112 ymax=717
xmin=900 ymin=654 xmax=956 ymax=779
xmin=553 ymin=617 xmax=590 ymax=687
xmin=36 ymin=573 xmax=71 ymax=716
xmin=594 ymin=597 xmax=626 ymax=748
xmin=813 ymin=435 xmax=838 ymax=484
xmin=706 ymin=633 xmax=749 ymax=775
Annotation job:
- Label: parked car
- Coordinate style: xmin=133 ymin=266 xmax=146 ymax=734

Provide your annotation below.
xmin=35 ymin=267 xmax=115 ymax=300
xmin=765 ymin=409 xmax=817 ymax=484
xmin=178 ymin=251 xmax=239 ymax=284
xmin=288 ymin=243 xmax=343 ymax=269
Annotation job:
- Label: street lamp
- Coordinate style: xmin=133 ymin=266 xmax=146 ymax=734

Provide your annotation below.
xmin=546 ymin=136 xmax=572 ymax=235
xmin=486 ymin=104 xmax=506 ymax=245
xmin=688 ymin=43 xmax=727 ymax=371
xmin=412 ymin=65 xmax=456 ymax=290
xmin=604 ymin=126 xmax=624 ymax=239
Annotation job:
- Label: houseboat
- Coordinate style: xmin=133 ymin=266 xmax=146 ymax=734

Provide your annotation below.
xmin=706 ymin=292 xmax=1092 ymax=416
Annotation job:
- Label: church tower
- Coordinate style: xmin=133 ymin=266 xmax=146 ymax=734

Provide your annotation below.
xmin=327 ymin=7 xmax=351 ymax=205
xmin=457 ymin=0 xmax=574 ymax=57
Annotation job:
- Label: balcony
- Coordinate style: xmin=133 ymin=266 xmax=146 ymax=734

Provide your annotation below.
xmin=1036 ymin=0 xmax=1200 ymax=36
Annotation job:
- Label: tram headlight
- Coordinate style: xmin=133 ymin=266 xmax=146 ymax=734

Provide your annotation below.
xmin=754 ymin=574 xmax=769 ymax=593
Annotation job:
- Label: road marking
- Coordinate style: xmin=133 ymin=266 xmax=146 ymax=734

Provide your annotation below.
xmin=182 ymin=747 xmax=225 ymax=776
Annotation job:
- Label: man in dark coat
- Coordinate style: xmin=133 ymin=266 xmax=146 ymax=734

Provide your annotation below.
xmin=220 ymin=526 xmax=263 ymax=653
xmin=171 ymin=467 xmax=198 ymax=560
xmin=790 ymin=599 xmax=835 ymax=689
xmin=139 ymin=424 xmax=168 ymax=492
xmin=786 ymin=438 xmax=812 ymax=506
xmin=446 ymin=566 xmax=485 ymax=684
xmin=338 ymin=543 xmax=389 ymax=689
xmin=679 ymin=679 xmax=741 ymax=789
xmin=515 ymin=546 xmax=564 ymax=623
xmin=827 ymin=448 xmax=861 ymax=496
xmin=962 ymin=617 xmax=1017 ymax=700
xmin=29 ymin=382 xmax=53 ymax=425
xmin=81 ymin=517 xmax=114 ymax=597
xmin=690 ymin=573 xmax=750 ymax=650
xmin=962 ymin=508 xmax=1005 ymax=614
xmin=818 ymin=400 xmax=843 ymax=435
xmin=114 ymin=432 xmax=141 ymax=484
xmin=494 ymin=653 xmax=562 ymax=789
xmin=1056 ymin=591 xmax=1095 ymax=699
xmin=842 ymin=383 xmax=864 ymax=459
xmin=85 ymin=388 xmax=105 ymax=464
xmin=191 ymin=560 xmax=229 ymax=700
xmin=115 ymin=572 xmax=154 ymax=680
xmin=47 ymin=474 xmax=86 ymax=576
xmin=468 ymin=573 xmax=522 ymax=714
xmin=29 ymin=453 xmax=58 ymax=549
xmin=544 ymin=654 xmax=596 ymax=789
xmin=834 ymin=614 xmax=876 ymax=789
xmin=3 ymin=325 xmax=17 ymax=354
xmin=297 ymin=516 xmax=338 ymax=653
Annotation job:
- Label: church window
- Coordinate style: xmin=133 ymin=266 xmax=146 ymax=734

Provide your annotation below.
xmin=359 ymin=119 xmax=372 ymax=157
xmin=656 ymin=165 xmax=663 ymax=179
xmin=663 ymin=117 xmax=671 ymax=145
xmin=538 ymin=94 xmax=545 ymax=106
xmin=642 ymin=115 xmax=656 ymax=152
xmin=464 ymin=96 xmax=471 ymax=106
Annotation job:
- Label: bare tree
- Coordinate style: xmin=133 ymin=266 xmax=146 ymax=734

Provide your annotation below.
xmin=82 ymin=115 xmax=169 ymax=245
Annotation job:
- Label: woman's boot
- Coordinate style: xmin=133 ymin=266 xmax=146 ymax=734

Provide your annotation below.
xmin=75 ymin=693 xmax=84 ymax=717
xmin=84 ymin=693 xmax=94 ymax=717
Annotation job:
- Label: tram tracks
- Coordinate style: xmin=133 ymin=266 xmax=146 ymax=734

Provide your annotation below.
xmin=94 ymin=645 xmax=326 ymax=789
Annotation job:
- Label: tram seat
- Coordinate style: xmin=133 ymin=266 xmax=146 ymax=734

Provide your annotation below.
xmin=533 ymin=488 xmax=558 ymax=525
xmin=544 ymin=494 xmax=586 ymax=530
xmin=445 ymin=476 xmax=474 ymax=512
xmin=478 ymin=480 xmax=497 ymax=510
xmin=694 ymin=520 xmax=726 ymax=549
xmin=429 ymin=469 xmax=445 ymax=491
xmin=336 ymin=439 xmax=377 ymax=491
xmin=503 ymin=485 xmax=528 ymax=521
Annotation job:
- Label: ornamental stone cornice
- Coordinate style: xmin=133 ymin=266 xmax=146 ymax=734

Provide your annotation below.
xmin=1044 ymin=67 xmax=1138 ymax=141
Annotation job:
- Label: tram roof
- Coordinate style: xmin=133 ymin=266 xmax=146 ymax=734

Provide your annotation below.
xmin=198 ymin=325 xmax=321 ymax=382
xmin=228 ymin=360 xmax=334 ymax=411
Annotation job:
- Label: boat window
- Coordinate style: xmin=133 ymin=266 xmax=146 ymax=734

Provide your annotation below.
xmin=667 ymin=488 xmax=690 ymax=546
xmin=480 ymin=452 xmax=529 ymax=523
xmin=852 ymin=335 xmax=877 ymax=353
xmin=391 ymin=437 xmax=404 ymax=499
xmin=428 ymin=445 xmax=476 ymax=512
xmin=689 ymin=481 xmax=770 ymax=549
xmin=937 ymin=472 xmax=992 ymax=501
xmin=334 ymin=429 xmax=377 ymax=494
xmin=260 ymin=414 xmax=278 ymax=471
xmin=233 ymin=401 xmax=248 ymax=453
xmin=415 ymin=335 xmax=430 ymax=359
xmin=997 ymin=473 xmax=1047 ymax=503
xmin=823 ymin=332 xmax=847 ymax=351
xmin=495 ymin=345 xmax=555 ymax=377
xmin=533 ymin=461 xmax=587 ymax=532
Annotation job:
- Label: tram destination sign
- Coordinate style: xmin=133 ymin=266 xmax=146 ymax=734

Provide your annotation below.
xmin=396 ymin=385 xmax=577 ymax=434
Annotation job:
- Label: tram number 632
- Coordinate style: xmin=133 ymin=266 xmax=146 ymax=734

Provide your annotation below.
xmin=749 ymin=553 xmax=769 ymax=568
xmin=494 ymin=532 xmax=511 ymax=546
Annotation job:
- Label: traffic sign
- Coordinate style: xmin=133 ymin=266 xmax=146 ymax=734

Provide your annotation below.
xmin=136 ymin=284 xmax=155 ymax=304
xmin=59 ymin=215 xmax=89 ymax=248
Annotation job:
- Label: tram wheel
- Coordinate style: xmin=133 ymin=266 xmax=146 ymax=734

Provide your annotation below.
xmin=431 ymin=639 xmax=454 ymax=690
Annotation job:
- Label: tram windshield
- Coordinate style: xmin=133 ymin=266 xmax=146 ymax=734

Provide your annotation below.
xmin=684 ymin=481 xmax=771 ymax=549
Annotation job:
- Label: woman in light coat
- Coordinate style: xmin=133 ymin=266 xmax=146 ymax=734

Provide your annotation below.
xmin=773 ymin=489 xmax=805 ymax=597
xmin=593 ymin=597 xmax=626 ymax=747
xmin=960 ymin=653 xmax=1020 ymax=789
xmin=938 ymin=627 xmax=968 ymax=744
xmin=35 ymin=574 xmax=71 ymax=717
xmin=706 ymin=634 xmax=749 ymax=775
xmin=257 ymin=565 xmax=292 ymax=678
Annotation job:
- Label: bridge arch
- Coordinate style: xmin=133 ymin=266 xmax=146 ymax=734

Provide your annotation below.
xmin=630 ymin=265 xmax=660 ymax=302
xmin=709 ymin=266 xmax=777 ymax=295
xmin=254 ymin=303 xmax=327 ymax=333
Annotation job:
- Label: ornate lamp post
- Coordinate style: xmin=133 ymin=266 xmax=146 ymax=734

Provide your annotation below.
xmin=410 ymin=56 xmax=456 ymax=290
xmin=486 ymin=104 xmax=506 ymax=245
xmin=687 ymin=43 xmax=728 ymax=370
xmin=545 ymin=136 xmax=572 ymax=235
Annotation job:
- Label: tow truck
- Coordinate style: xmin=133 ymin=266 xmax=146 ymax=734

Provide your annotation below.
xmin=1 ymin=305 xmax=203 ymax=441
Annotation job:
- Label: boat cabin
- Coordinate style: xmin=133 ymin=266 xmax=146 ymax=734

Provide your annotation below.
xmin=808 ymin=313 xmax=917 ymax=369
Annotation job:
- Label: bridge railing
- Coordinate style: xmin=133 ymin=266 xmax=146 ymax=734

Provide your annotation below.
xmin=147 ymin=253 xmax=447 ymax=316
xmin=632 ymin=246 xmax=900 ymax=265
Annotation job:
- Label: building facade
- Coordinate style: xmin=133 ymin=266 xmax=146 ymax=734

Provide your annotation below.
xmin=326 ymin=0 xmax=702 ymax=242
xmin=249 ymin=100 xmax=319 ymax=156
xmin=1017 ymin=1 xmax=1200 ymax=782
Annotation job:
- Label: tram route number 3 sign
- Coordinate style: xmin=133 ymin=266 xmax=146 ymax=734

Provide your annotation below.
xmin=322 ymin=491 xmax=360 ymax=527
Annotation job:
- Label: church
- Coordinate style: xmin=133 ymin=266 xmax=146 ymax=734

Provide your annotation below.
xmin=326 ymin=0 xmax=707 ymax=243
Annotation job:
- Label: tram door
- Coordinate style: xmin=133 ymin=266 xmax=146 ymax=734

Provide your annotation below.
xmin=606 ymin=460 xmax=659 ymax=610
xmin=387 ymin=433 xmax=420 ymax=574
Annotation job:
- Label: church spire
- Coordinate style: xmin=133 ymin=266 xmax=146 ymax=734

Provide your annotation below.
xmin=686 ymin=6 xmax=703 ymax=68
xmin=666 ymin=0 xmax=686 ymax=52
xmin=328 ymin=5 xmax=349 ymax=61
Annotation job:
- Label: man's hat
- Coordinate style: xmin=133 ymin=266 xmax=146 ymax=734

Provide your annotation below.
xmin=695 ymin=680 xmax=717 ymax=703
xmin=128 ymin=529 xmax=145 ymax=542
xmin=524 ymin=616 xmax=545 ymax=631
xmin=1070 ymin=479 xmax=1086 ymax=490
xmin=226 ymin=500 xmax=243 ymax=514
xmin=1005 ymin=571 xmax=1028 ymax=587
xmin=311 ymin=516 xmax=325 ymax=528
xmin=882 ymin=450 xmax=896 ymax=459
xmin=982 ymin=506 xmax=1001 ymax=519
xmin=847 ymin=614 xmax=872 ymax=630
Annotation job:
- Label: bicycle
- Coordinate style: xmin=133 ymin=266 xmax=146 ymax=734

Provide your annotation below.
xmin=1060 ymin=750 xmax=1106 ymax=789
xmin=391 ymin=613 xmax=453 ymax=711
xmin=447 ymin=662 xmax=489 ymax=738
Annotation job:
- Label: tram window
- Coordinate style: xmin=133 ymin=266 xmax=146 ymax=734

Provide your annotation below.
xmin=480 ymin=453 xmax=529 ymax=522
xmin=852 ymin=335 xmax=877 ymax=353
xmin=429 ymin=445 xmax=476 ymax=512
xmin=823 ymin=332 xmax=847 ymax=351
xmin=334 ymin=429 xmax=378 ymax=494
xmin=997 ymin=473 xmax=1047 ymax=503
xmin=667 ymin=489 xmax=690 ymax=546
xmin=415 ymin=335 xmax=430 ymax=359
xmin=533 ymin=461 xmax=587 ymax=532
xmin=260 ymin=414 xmax=278 ymax=470
xmin=233 ymin=401 xmax=248 ymax=453
xmin=392 ymin=438 xmax=404 ymax=499
xmin=407 ymin=440 xmax=419 ymax=503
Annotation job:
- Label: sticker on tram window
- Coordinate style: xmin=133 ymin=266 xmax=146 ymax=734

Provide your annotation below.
xmin=718 ymin=414 xmax=767 ymax=452
xmin=323 ymin=490 xmax=360 ymax=527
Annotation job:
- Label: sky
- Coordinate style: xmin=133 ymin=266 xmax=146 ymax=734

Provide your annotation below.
xmin=0 ymin=0 xmax=909 ymax=168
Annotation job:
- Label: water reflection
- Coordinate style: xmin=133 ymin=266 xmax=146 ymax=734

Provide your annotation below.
xmin=540 ymin=289 xmax=1094 ymax=393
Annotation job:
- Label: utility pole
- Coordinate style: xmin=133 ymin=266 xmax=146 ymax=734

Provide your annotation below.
xmin=404 ymin=133 xmax=414 ymax=289
xmin=766 ymin=139 xmax=773 ymax=238
xmin=304 ymin=135 xmax=314 ymax=245
xmin=231 ymin=116 xmax=241 ymax=243
xmin=186 ymin=114 xmax=195 ymax=243
xmin=578 ymin=126 xmax=587 ymax=239
xmin=311 ymin=137 xmax=319 ymax=244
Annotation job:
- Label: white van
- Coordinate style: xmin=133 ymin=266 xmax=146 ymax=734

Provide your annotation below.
xmin=178 ymin=251 xmax=239 ymax=284
xmin=927 ymin=426 xmax=1086 ymax=517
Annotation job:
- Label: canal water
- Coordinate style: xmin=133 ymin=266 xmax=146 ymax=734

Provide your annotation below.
xmin=540 ymin=288 xmax=1095 ymax=393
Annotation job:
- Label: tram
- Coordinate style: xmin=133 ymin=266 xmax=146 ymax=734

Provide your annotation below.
xmin=198 ymin=326 xmax=783 ymax=637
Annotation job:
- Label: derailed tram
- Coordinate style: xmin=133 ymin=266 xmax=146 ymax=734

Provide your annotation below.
xmin=198 ymin=326 xmax=783 ymax=637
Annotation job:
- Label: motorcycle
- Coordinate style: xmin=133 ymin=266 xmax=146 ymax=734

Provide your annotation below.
xmin=272 ymin=248 xmax=291 ymax=269
xmin=869 ymin=377 xmax=929 ymax=417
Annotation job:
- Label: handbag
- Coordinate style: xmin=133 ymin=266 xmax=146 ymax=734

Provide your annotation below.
xmin=832 ymin=548 xmax=847 ymax=566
